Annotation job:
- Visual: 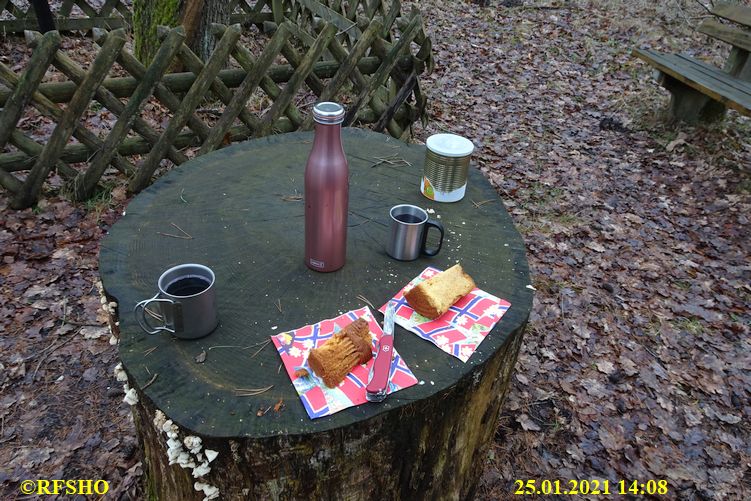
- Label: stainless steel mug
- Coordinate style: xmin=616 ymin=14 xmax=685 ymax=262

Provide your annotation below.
xmin=134 ymin=264 xmax=218 ymax=339
xmin=386 ymin=204 xmax=445 ymax=261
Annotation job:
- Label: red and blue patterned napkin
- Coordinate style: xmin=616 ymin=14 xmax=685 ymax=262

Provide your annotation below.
xmin=271 ymin=306 xmax=418 ymax=419
xmin=379 ymin=267 xmax=511 ymax=362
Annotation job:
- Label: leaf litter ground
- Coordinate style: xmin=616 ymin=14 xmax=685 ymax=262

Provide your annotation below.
xmin=1 ymin=0 xmax=749 ymax=499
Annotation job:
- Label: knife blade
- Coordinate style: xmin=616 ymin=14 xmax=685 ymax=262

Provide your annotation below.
xmin=366 ymin=301 xmax=395 ymax=402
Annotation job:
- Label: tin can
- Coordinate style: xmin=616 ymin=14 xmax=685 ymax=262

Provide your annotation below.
xmin=420 ymin=133 xmax=475 ymax=202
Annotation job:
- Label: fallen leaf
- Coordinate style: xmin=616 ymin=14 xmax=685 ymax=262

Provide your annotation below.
xmin=517 ymin=414 xmax=541 ymax=431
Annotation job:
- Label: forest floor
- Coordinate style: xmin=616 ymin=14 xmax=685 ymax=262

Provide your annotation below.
xmin=1 ymin=0 xmax=750 ymax=500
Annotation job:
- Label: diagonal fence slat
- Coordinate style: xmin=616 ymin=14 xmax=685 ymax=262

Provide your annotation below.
xmin=343 ymin=12 xmax=421 ymax=126
xmin=219 ymin=23 xmax=305 ymax=129
xmin=256 ymin=22 xmax=337 ymax=137
xmin=166 ymin=27 xmax=261 ymax=136
xmin=92 ymin=28 xmax=213 ymax=144
xmin=129 ymin=24 xmax=243 ymax=193
xmin=73 ymin=0 xmax=98 ymax=18
xmin=10 ymin=130 xmax=78 ymax=179
xmin=99 ymin=0 xmax=120 ymax=17
xmin=11 ymin=29 xmax=127 ymax=209
xmin=299 ymin=18 xmax=382 ymax=130
xmin=59 ymin=0 xmax=75 ymax=17
xmin=324 ymin=25 xmax=403 ymax=137
xmin=71 ymin=27 xmax=187 ymax=201
xmin=373 ymin=69 xmax=416 ymax=133
xmin=0 ymin=61 xmax=135 ymax=177
xmin=199 ymin=23 xmax=291 ymax=155
xmin=23 ymin=29 xmax=185 ymax=194
xmin=83 ymin=30 xmax=189 ymax=167
xmin=0 ymin=30 xmax=60 ymax=154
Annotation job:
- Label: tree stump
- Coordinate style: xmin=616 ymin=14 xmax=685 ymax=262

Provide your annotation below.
xmin=100 ymin=129 xmax=532 ymax=500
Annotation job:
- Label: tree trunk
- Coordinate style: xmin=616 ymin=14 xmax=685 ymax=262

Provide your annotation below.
xmin=133 ymin=0 xmax=181 ymax=64
xmin=31 ymin=0 xmax=56 ymax=33
xmin=133 ymin=0 xmax=231 ymax=64
xmin=187 ymin=0 xmax=232 ymax=62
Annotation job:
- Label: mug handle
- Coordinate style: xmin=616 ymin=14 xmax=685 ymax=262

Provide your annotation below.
xmin=134 ymin=295 xmax=176 ymax=335
xmin=421 ymin=218 xmax=445 ymax=257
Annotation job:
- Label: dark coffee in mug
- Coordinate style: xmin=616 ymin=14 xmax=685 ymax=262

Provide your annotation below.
xmin=166 ymin=275 xmax=211 ymax=296
xmin=135 ymin=263 xmax=218 ymax=339
xmin=395 ymin=213 xmax=424 ymax=224
xmin=386 ymin=204 xmax=444 ymax=261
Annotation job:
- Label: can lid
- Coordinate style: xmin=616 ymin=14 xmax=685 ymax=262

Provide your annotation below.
xmin=313 ymin=102 xmax=345 ymax=124
xmin=426 ymin=133 xmax=474 ymax=158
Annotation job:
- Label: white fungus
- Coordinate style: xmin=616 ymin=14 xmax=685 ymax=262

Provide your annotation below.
xmin=205 ymin=450 xmax=219 ymax=463
xmin=123 ymin=388 xmax=139 ymax=405
xmin=194 ymin=482 xmax=219 ymax=501
xmin=114 ymin=363 xmax=128 ymax=382
xmin=192 ymin=461 xmax=211 ymax=478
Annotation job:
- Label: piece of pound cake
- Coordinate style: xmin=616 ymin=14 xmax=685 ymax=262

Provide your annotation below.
xmin=307 ymin=317 xmax=373 ymax=388
xmin=404 ymin=264 xmax=476 ymax=319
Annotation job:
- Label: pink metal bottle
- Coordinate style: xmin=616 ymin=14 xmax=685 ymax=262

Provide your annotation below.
xmin=304 ymin=102 xmax=349 ymax=272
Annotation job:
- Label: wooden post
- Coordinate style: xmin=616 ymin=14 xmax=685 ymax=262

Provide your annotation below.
xmin=661 ymin=74 xmax=726 ymax=124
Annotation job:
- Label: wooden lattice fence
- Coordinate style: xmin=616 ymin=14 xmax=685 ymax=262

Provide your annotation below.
xmin=0 ymin=0 xmax=297 ymax=32
xmin=0 ymin=0 xmax=433 ymax=209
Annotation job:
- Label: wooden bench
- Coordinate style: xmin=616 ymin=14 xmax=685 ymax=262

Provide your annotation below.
xmin=633 ymin=1 xmax=751 ymax=123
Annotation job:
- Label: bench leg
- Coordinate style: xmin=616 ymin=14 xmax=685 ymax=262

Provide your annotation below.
xmin=659 ymin=73 xmax=726 ymax=124
xmin=725 ymin=47 xmax=751 ymax=82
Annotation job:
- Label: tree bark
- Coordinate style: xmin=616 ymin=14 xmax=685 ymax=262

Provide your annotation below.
xmin=187 ymin=0 xmax=232 ymax=62
xmin=133 ymin=0 xmax=231 ymax=64
xmin=133 ymin=0 xmax=181 ymax=64
xmin=31 ymin=0 xmax=56 ymax=33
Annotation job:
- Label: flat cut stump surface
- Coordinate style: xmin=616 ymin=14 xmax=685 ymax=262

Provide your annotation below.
xmin=99 ymin=128 xmax=532 ymax=499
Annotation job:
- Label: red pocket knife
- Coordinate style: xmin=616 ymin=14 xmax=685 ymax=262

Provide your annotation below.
xmin=366 ymin=301 xmax=395 ymax=402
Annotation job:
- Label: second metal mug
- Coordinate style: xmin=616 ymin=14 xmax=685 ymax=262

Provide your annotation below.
xmin=134 ymin=263 xmax=219 ymax=339
xmin=386 ymin=204 xmax=445 ymax=261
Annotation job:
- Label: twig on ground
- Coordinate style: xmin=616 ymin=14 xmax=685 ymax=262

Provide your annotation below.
xmin=356 ymin=294 xmax=377 ymax=311
xmin=471 ymin=199 xmax=493 ymax=208
xmin=249 ymin=340 xmax=271 ymax=359
xmin=143 ymin=346 xmax=157 ymax=356
xmin=274 ymin=299 xmax=282 ymax=313
xmin=234 ymin=385 xmax=274 ymax=396
xmin=32 ymin=334 xmax=77 ymax=381
xmin=208 ymin=340 xmax=269 ymax=351
xmin=157 ymin=222 xmax=193 ymax=239
xmin=336 ymin=21 xmax=358 ymax=36
xmin=370 ymin=154 xmax=412 ymax=168
xmin=256 ymin=404 xmax=273 ymax=416
xmin=690 ymin=0 xmax=712 ymax=15
xmin=142 ymin=372 xmax=159 ymax=390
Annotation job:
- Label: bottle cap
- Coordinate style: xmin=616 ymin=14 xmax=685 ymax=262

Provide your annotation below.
xmin=313 ymin=102 xmax=345 ymax=124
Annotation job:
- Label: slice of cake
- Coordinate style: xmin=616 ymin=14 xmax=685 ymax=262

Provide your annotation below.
xmin=404 ymin=264 xmax=476 ymax=319
xmin=307 ymin=317 xmax=372 ymax=388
